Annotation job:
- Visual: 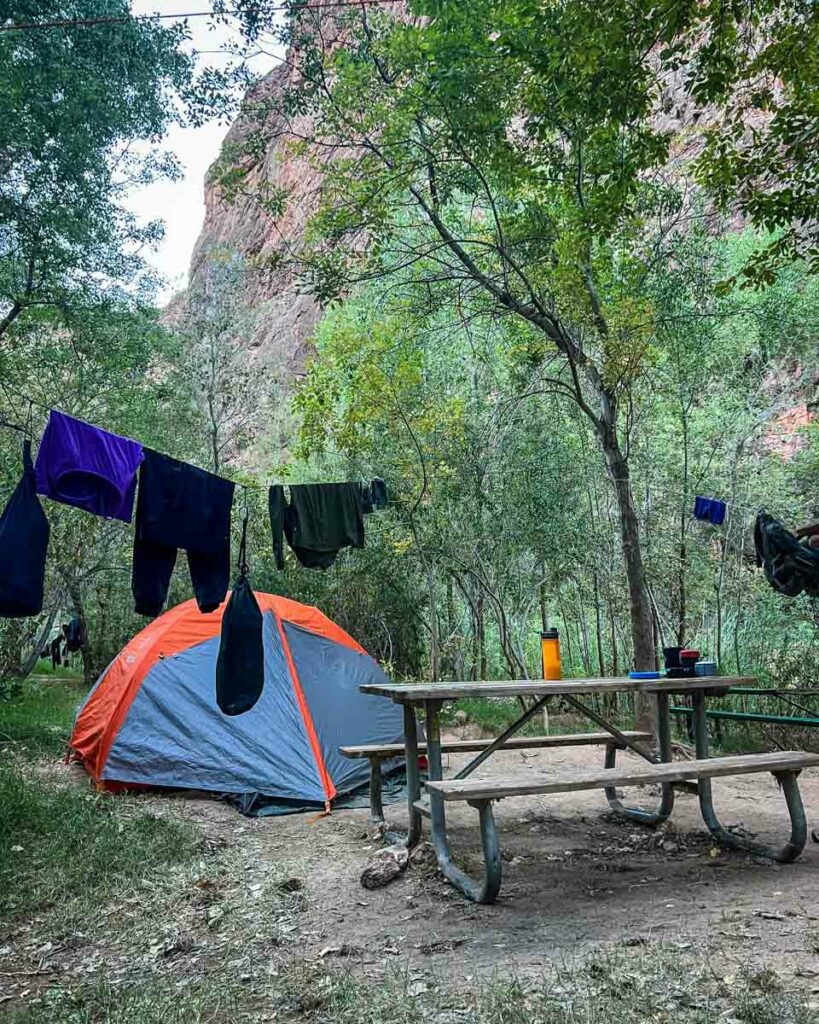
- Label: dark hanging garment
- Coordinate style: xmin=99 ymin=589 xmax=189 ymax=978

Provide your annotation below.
xmin=268 ymin=482 xmax=366 ymax=570
xmin=358 ymin=481 xmax=374 ymax=515
xmin=132 ymin=541 xmax=231 ymax=618
xmin=215 ymin=513 xmax=264 ymax=716
xmin=135 ymin=450 xmax=234 ymax=554
xmin=34 ymin=410 xmax=144 ymax=523
xmin=132 ymin=450 xmax=234 ymax=616
xmin=132 ymin=538 xmax=178 ymax=617
xmin=369 ymin=477 xmax=388 ymax=511
xmin=356 ymin=478 xmax=388 ymax=515
xmin=215 ymin=574 xmax=264 ymax=716
xmin=268 ymin=485 xmax=287 ymax=570
xmin=65 ymin=616 xmax=84 ymax=653
xmin=285 ymin=483 xmax=365 ymax=569
xmin=50 ymin=636 xmax=62 ymax=668
xmin=754 ymin=511 xmax=819 ymax=598
xmin=0 ymin=441 xmax=50 ymax=618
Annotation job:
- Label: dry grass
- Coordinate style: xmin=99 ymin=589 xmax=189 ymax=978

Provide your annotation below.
xmin=9 ymin=947 xmax=814 ymax=1024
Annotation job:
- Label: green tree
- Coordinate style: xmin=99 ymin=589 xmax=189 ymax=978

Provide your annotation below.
xmin=176 ymin=252 xmax=261 ymax=474
xmin=295 ymin=283 xmax=598 ymax=682
xmin=677 ymin=0 xmax=819 ymax=282
xmin=0 ymin=1 xmax=244 ymax=339
xmin=222 ymin=1 xmax=679 ymax=701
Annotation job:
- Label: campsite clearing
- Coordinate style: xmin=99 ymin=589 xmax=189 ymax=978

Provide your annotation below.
xmin=2 ymin=716 xmax=819 ymax=1020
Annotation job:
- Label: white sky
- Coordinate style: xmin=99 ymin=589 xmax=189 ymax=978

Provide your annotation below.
xmin=126 ymin=2 xmax=283 ymax=303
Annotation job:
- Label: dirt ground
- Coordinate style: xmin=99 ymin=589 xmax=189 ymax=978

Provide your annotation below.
xmin=5 ymin=737 xmax=819 ymax=1009
xmin=122 ymin=741 xmax=819 ymax=974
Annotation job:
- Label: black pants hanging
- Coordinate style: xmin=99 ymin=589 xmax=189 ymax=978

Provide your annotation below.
xmin=132 ymin=450 xmax=234 ymax=617
xmin=133 ymin=537 xmax=231 ymax=618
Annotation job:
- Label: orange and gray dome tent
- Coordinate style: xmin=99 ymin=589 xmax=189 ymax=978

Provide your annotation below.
xmin=70 ymin=593 xmax=403 ymax=806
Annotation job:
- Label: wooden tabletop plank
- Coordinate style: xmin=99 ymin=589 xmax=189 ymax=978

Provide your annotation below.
xmin=359 ymin=676 xmax=756 ymax=702
xmin=425 ymin=750 xmax=819 ymax=802
xmin=359 ymin=678 xmax=639 ymax=700
xmin=641 ymin=676 xmax=757 ymax=693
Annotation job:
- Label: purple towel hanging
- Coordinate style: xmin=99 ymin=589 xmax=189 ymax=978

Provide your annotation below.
xmin=35 ymin=410 xmax=144 ymax=523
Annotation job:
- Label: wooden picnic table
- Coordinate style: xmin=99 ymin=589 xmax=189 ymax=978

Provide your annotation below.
xmin=360 ymin=676 xmax=752 ymax=700
xmin=358 ymin=676 xmax=818 ymax=902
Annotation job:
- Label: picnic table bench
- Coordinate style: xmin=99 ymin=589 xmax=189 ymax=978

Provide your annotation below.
xmin=357 ymin=675 xmax=819 ymax=903
xmin=426 ymin=751 xmax=819 ymax=902
xmin=340 ymin=730 xmax=653 ymax=824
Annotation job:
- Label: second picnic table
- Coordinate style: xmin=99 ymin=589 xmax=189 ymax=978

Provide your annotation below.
xmin=358 ymin=676 xmax=819 ymax=903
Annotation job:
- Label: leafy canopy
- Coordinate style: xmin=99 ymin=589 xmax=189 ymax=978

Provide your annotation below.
xmin=0 ymin=1 xmax=247 ymax=337
xmin=220 ymin=0 xmax=819 ymax=290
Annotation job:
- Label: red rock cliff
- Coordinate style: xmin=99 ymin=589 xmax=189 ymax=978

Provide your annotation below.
xmin=189 ymin=62 xmax=323 ymax=379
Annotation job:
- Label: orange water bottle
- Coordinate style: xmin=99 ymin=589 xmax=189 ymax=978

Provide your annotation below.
xmin=541 ymin=629 xmax=562 ymax=680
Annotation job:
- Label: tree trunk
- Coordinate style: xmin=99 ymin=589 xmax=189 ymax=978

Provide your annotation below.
xmin=676 ymin=418 xmax=689 ymax=645
xmin=211 ymin=427 xmax=220 ymax=475
xmin=578 ymin=598 xmax=592 ymax=675
xmin=558 ymin=597 xmax=574 ymax=673
xmin=733 ymin=529 xmax=746 ymax=674
xmin=599 ymin=433 xmax=655 ymax=731
xmin=593 ymin=573 xmax=605 ymax=676
xmin=426 ymin=562 xmax=439 ymax=681
xmin=492 ymin=600 xmax=525 ymax=679
xmin=608 ymin=601 xmax=619 ymax=676
xmin=18 ymin=606 xmax=59 ymax=679
xmin=715 ymin=535 xmax=729 ymax=669
xmin=476 ymin=594 xmax=486 ymax=680
xmin=445 ymin=574 xmax=457 ymax=673
xmin=477 ymin=593 xmax=483 ymax=679
xmin=0 ymin=300 xmax=22 ymax=340
xmin=540 ymin=578 xmax=549 ymax=632
xmin=677 ymin=536 xmax=688 ymax=646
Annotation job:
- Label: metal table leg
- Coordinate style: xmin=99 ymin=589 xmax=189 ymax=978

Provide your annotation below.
xmin=693 ymin=692 xmax=808 ymax=861
xmin=425 ymin=698 xmax=501 ymax=902
xmin=402 ymin=702 xmax=423 ymax=848
xmin=604 ymin=691 xmax=675 ymax=825
xmin=454 ymin=695 xmax=549 ymax=780
xmin=368 ymin=756 xmax=384 ymax=824
xmin=380 ymin=701 xmax=423 ymax=847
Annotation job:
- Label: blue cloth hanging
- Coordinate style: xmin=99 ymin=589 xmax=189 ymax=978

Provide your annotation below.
xmin=694 ymin=496 xmax=727 ymax=526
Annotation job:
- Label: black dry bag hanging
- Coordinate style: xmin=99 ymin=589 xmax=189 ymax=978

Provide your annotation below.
xmin=215 ymin=501 xmax=264 ymax=716
xmin=0 ymin=440 xmax=50 ymax=618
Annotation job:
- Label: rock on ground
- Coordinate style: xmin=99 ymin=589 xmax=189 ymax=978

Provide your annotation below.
xmin=360 ymin=845 xmax=409 ymax=889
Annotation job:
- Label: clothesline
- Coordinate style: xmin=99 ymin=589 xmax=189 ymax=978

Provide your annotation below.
xmin=605 ymin=475 xmax=800 ymax=525
xmin=0 ymin=397 xmax=379 ymax=497
xmin=0 ymin=392 xmax=795 ymax=520
xmin=0 ymin=398 xmax=804 ymax=538
xmin=0 ymin=404 xmax=390 ymax=625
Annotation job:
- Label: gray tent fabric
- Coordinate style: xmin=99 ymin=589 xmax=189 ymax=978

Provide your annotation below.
xmin=283 ymin=621 xmax=404 ymax=795
xmin=104 ymin=613 xmax=324 ymax=800
xmin=228 ymin=765 xmax=416 ymax=817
